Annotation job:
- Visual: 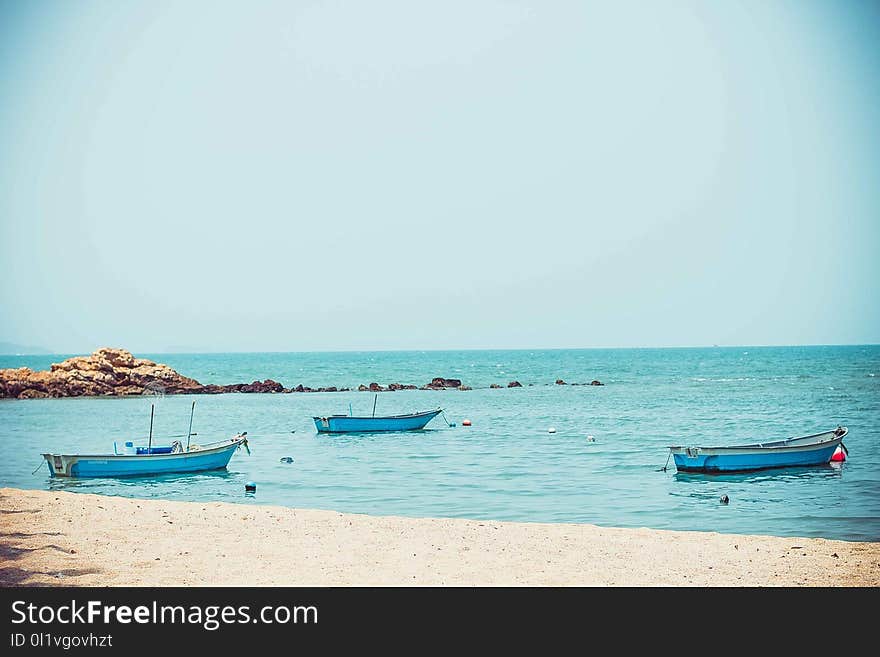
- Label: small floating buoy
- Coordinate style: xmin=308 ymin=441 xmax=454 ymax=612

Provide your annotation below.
xmin=586 ymin=434 xmax=595 ymax=442
xmin=720 ymin=494 xmax=729 ymax=504
xmin=462 ymin=419 xmax=472 ymax=426
xmin=548 ymin=427 xmax=556 ymax=434
xmin=280 ymin=457 xmax=294 ymax=464
xmin=830 ymin=446 xmax=846 ymax=462
xmin=245 ymin=481 xmax=257 ymax=492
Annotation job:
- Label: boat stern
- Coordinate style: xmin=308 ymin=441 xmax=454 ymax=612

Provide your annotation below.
xmin=669 ymin=446 xmax=712 ymax=472
xmin=41 ymin=453 xmax=75 ymax=477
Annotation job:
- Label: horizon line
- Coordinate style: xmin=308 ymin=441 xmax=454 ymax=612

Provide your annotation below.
xmin=2 ymin=342 xmax=879 ymax=357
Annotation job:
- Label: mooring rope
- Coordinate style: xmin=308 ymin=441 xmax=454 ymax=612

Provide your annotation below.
xmin=657 ymin=450 xmax=672 ymax=472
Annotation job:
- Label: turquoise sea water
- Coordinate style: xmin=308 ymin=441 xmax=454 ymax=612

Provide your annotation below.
xmin=1 ymin=346 xmax=878 ymax=541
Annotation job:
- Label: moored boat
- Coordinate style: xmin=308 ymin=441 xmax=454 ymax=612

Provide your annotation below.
xmin=668 ymin=426 xmax=847 ymax=473
xmin=41 ymin=401 xmax=249 ymax=478
xmin=42 ymin=433 xmax=249 ymax=478
xmin=313 ymin=408 xmax=443 ymax=433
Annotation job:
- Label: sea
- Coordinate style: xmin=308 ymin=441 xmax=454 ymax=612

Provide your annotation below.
xmin=1 ymin=345 xmax=878 ymax=541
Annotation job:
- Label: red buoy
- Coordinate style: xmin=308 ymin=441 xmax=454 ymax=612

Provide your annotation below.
xmin=830 ymin=445 xmax=846 ymax=462
xmin=462 ymin=419 xmax=472 ymax=426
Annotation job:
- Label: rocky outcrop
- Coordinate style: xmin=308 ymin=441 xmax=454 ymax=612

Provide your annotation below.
xmin=1 ymin=349 xmax=293 ymax=399
xmin=0 ymin=348 xmax=204 ymax=399
xmin=0 ymin=347 xmax=600 ymax=399
xmin=387 ymin=383 xmax=417 ymax=391
xmin=421 ymin=377 xmax=462 ymax=390
xmin=222 ymin=379 xmax=284 ymax=394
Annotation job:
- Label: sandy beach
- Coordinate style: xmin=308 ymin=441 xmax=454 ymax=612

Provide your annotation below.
xmin=1 ymin=487 xmax=877 ymax=586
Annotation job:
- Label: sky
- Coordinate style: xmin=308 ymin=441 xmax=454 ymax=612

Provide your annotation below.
xmin=0 ymin=0 xmax=878 ymax=353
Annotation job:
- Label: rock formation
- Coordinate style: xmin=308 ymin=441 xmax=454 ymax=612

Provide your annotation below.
xmin=1 ymin=347 xmax=597 ymax=398
xmin=387 ymin=383 xmax=417 ymax=391
xmin=1 ymin=349 xmax=292 ymax=399
xmin=0 ymin=348 xmax=204 ymax=399
xmin=421 ymin=377 xmax=462 ymax=390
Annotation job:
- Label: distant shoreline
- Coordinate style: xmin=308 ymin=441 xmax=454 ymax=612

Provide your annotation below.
xmin=2 ymin=487 xmax=877 ymax=586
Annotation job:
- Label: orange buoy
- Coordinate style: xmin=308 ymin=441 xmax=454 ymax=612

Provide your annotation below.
xmin=462 ymin=419 xmax=472 ymax=426
xmin=830 ymin=445 xmax=846 ymax=462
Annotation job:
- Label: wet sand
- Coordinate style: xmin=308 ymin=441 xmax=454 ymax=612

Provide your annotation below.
xmin=1 ymin=487 xmax=877 ymax=586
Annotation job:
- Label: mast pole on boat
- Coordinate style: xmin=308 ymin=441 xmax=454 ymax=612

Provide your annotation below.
xmin=148 ymin=404 xmax=155 ymax=455
xmin=185 ymin=400 xmax=195 ymax=451
xmin=372 ymin=393 xmax=378 ymax=417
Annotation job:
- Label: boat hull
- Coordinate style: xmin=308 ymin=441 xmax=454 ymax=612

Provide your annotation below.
xmin=670 ymin=429 xmax=845 ymax=473
xmin=42 ymin=439 xmax=244 ymax=478
xmin=313 ymin=409 xmax=442 ymax=433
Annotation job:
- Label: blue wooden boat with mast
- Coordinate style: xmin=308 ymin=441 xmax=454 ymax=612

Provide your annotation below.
xmin=313 ymin=395 xmax=445 ymax=434
xmin=668 ymin=426 xmax=847 ymax=473
xmin=41 ymin=402 xmax=249 ymax=478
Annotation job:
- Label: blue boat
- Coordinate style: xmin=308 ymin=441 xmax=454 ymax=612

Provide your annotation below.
xmin=668 ymin=427 xmax=847 ymax=473
xmin=41 ymin=400 xmax=248 ymax=478
xmin=41 ymin=433 xmax=249 ymax=478
xmin=313 ymin=408 xmax=443 ymax=433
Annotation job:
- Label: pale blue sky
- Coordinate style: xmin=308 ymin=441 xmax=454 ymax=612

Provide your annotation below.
xmin=1 ymin=1 xmax=878 ymax=352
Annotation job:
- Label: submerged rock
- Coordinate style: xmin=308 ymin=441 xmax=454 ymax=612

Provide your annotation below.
xmin=489 ymin=384 xmax=503 ymax=389
xmin=590 ymin=380 xmax=604 ymax=386
xmin=423 ymin=377 xmax=463 ymax=390
xmin=224 ymin=379 xmax=284 ymax=394
xmin=507 ymin=381 xmax=522 ymax=388
xmin=387 ymin=383 xmax=418 ymax=391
